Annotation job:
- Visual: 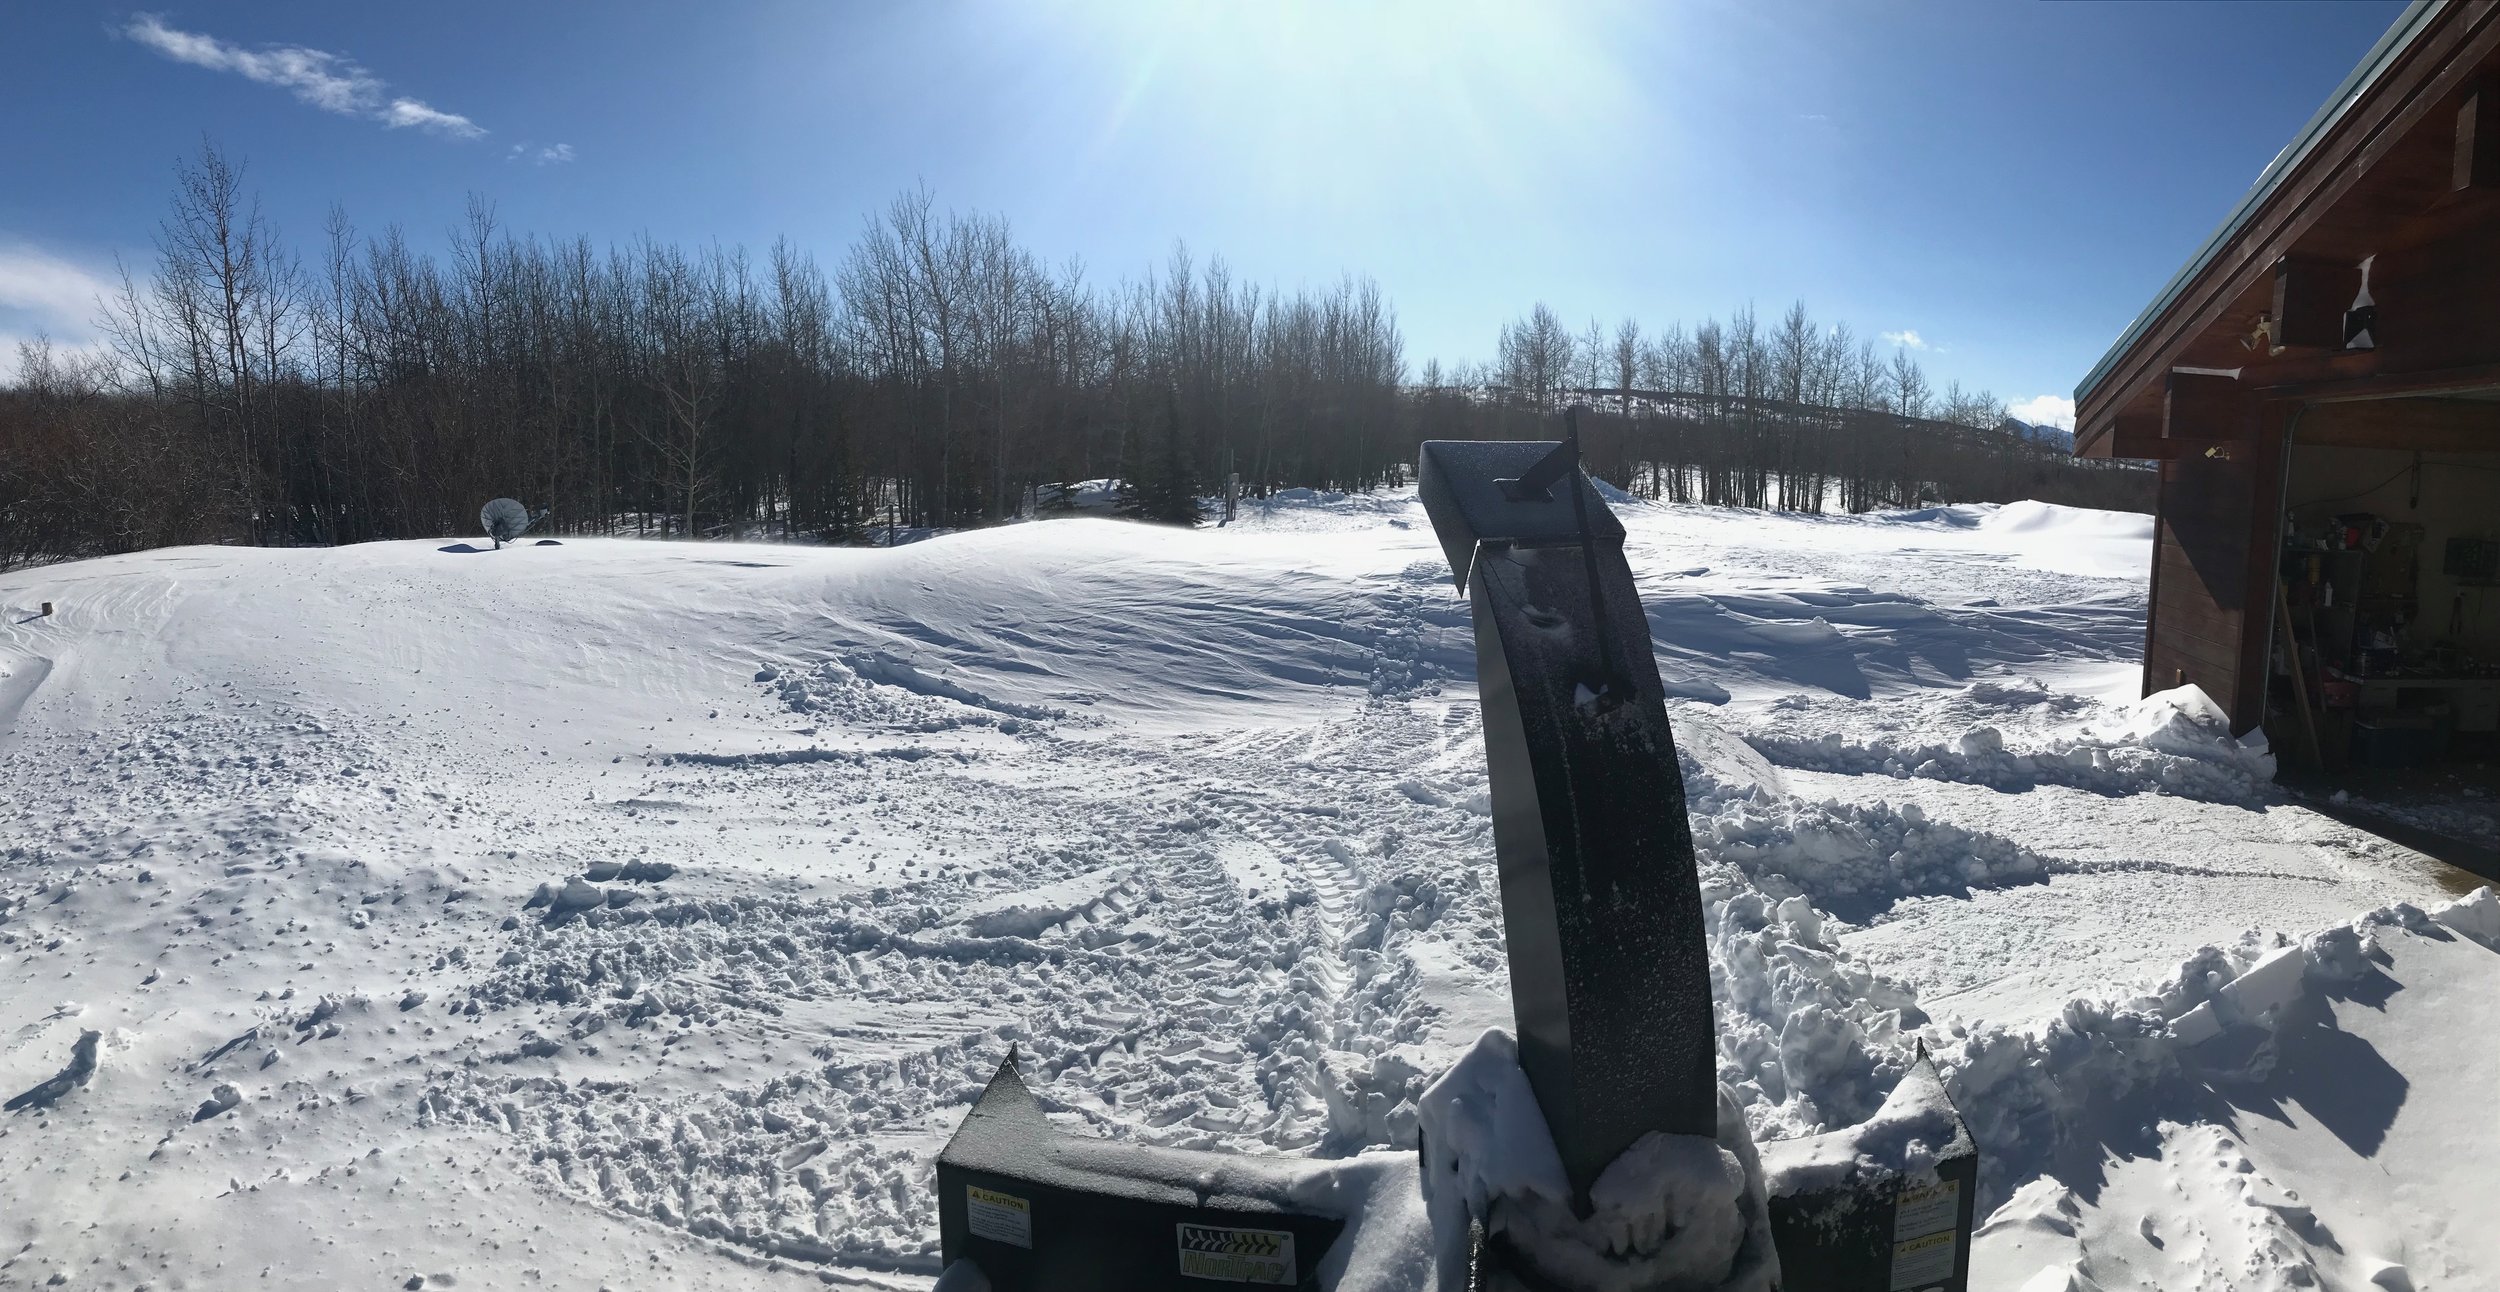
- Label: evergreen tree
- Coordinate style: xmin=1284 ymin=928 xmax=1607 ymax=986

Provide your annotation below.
xmin=1117 ymin=388 xmax=1199 ymax=527
xmin=1038 ymin=475 xmax=1080 ymax=515
xmin=1150 ymin=388 xmax=1200 ymax=526
xmin=1113 ymin=405 xmax=1150 ymax=521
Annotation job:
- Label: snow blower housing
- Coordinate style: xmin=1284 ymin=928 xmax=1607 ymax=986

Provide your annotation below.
xmin=934 ymin=430 xmax=1977 ymax=1291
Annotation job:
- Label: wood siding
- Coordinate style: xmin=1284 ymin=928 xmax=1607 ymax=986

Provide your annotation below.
xmin=2143 ymin=416 xmax=2289 ymax=735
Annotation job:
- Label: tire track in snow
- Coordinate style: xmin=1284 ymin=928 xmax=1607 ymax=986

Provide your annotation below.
xmin=412 ymin=700 xmax=1473 ymax=1272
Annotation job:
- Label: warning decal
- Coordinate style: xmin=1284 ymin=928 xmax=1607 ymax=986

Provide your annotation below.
xmin=1175 ymin=1223 xmax=1296 ymax=1285
xmin=966 ymin=1185 xmax=1032 ymax=1249
xmin=1889 ymin=1229 xmax=1956 ymax=1289
xmin=1889 ymin=1179 xmax=1961 ymax=1290
xmin=1892 ymin=1179 xmax=1959 ymax=1243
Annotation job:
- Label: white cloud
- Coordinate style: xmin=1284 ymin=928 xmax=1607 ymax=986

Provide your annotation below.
xmin=0 ymin=242 xmax=124 ymax=385
xmin=2007 ymin=394 xmax=2077 ymax=431
xmin=1880 ymin=329 xmax=1929 ymax=351
xmin=0 ymin=245 xmax=117 ymax=323
xmin=122 ymin=14 xmax=484 ymax=139
xmin=381 ymin=98 xmax=483 ymax=138
xmin=508 ymin=141 xmax=578 ymax=165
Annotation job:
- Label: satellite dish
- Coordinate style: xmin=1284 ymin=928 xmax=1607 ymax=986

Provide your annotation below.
xmin=481 ymin=498 xmax=533 ymax=549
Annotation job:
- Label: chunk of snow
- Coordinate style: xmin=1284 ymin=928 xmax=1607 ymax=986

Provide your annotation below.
xmin=2215 ymin=945 xmax=2305 ymax=1026
xmin=2169 ymin=1000 xmax=2222 ymax=1047
xmin=1417 ymin=1029 xmax=1774 ymax=1291
xmin=2302 ymin=926 xmax=2373 ymax=984
xmin=553 ymin=877 xmax=604 ymax=912
xmin=3 ymin=1029 xmax=101 ymax=1112
xmin=953 ymin=866 xmax=1133 ymax=940
xmin=2018 ymin=1264 xmax=2108 ymax=1292
xmin=2432 ymin=886 xmax=2499 ymax=948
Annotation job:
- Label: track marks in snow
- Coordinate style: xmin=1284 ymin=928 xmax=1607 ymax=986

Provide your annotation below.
xmin=1976 ymin=1121 xmax=2406 ymax=1292
xmin=761 ymin=654 xmax=1073 ymax=735
xmin=413 ymin=700 xmax=1492 ymax=1272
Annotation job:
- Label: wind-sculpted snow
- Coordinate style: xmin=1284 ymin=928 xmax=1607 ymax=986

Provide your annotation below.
xmin=6 ymin=495 xmax=2496 ymax=1290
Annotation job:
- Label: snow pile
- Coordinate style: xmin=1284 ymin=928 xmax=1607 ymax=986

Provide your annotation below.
xmin=1690 ymin=787 xmax=2050 ymax=912
xmin=1695 ymin=690 xmax=2497 ymax=1229
xmin=2088 ymin=684 xmax=2276 ymax=780
xmin=1972 ymin=500 xmax=2156 ymax=580
xmin=1754 ymin=1051 xmax=1965 ymax=1197
xmin=1931 ymin=889 xmax=2495 ymax=1213
xmin=1701 ymin=869 xmax=1926 ymax=1139
xmin=1678 ymin=718 xmax=2050 ymax=909
xmin=2434 ymin=884 xmax=2500 ymax=947
xmin=1416 ymin=1030 xmax=1775 ymax=1292
xmin=1745 ymin=683 xmax=2278 ymax=804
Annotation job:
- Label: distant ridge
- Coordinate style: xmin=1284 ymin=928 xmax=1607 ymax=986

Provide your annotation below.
xmin=1999 ymin=416 xmax=2075 ymax=452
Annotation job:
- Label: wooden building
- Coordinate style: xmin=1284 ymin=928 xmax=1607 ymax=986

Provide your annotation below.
xmin=2075 ymin=0 xmax=2500 ymax=773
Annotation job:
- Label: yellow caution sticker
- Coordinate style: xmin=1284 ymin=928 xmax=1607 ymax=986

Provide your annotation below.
xmin=966 ymin=1185 xmax=1032 ymax=1249
xmin=1889 ymin=1228 xmax=1957 ymax=1290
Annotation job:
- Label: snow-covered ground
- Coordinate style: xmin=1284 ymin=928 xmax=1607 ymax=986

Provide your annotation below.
xmin=1 ymin=489 xmax=2491 ymax=1291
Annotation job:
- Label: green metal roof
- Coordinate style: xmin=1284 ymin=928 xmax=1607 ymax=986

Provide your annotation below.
xmin=2074 ymin=0 xmax=2445 ymax=406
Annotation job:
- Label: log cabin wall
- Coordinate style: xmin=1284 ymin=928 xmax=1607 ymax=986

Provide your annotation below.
xmin=2148 ymin=456 xmax=2254 ymax=713
xmin=2144 ymin=416 xmax=2289 ymax=735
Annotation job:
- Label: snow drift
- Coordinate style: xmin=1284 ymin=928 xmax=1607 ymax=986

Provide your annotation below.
xmin=3 ymin=488 xmax=2493 ymax=1291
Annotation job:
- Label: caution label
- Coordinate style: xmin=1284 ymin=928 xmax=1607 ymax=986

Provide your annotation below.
xmin=1892 ymin=1178 xmax=1959 ymax=1243
xmin=1889 ymin=1228 xmax=1957 ymax=1290
xmin=1175 ymin=1223 xmax=1296 ymax=1284
xmin=966 ymin=1185 xmax=1032 ymax=1249
xmin=1889 ymin=1177 xmax=1961 ymax=1290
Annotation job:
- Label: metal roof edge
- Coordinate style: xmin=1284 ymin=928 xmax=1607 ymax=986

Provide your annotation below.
xmin=2072 ymin=0 xmax=2446 ymax=410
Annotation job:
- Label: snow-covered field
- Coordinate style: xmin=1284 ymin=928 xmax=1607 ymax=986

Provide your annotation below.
xmin=2 ymin=488 xmax=2492 ymax=1291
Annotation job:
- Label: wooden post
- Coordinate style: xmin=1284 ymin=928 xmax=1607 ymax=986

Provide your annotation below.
xmin=39 ymin=602 xmax=52 ymax=617
xmin=2275 ymin=579 xmax=2323 ymax=770
xmin=2456 ymin=79 xmax=2498 ymax=192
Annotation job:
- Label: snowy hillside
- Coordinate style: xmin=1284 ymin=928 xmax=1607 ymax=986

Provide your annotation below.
xmin=1998 ymin=416 xmax=2078 ymax=452
xmin=2 ymin=489 xmax=2492 ymax=1291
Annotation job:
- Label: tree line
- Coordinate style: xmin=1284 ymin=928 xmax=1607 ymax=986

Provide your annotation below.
xmin=1422 ymin=301 xmax=2147 ymax=516
xmin=0 ymin=144 xmax=2144 ymax=569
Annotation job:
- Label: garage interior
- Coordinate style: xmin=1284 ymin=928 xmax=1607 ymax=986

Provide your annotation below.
xmin=2271 ymin=406 xmax=2500 ymax=810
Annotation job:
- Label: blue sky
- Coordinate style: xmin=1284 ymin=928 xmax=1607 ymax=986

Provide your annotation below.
xmin=1 ymin=1 xmax=2409 ymax=424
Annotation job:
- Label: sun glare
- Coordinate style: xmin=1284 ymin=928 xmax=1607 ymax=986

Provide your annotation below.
xmin=1042 ymin=0 xmax=1647 ymax=212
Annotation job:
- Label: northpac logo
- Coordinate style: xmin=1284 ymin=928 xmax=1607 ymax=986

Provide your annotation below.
xmin=1175 ymin=1223 xmax=1296 ymax=1284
